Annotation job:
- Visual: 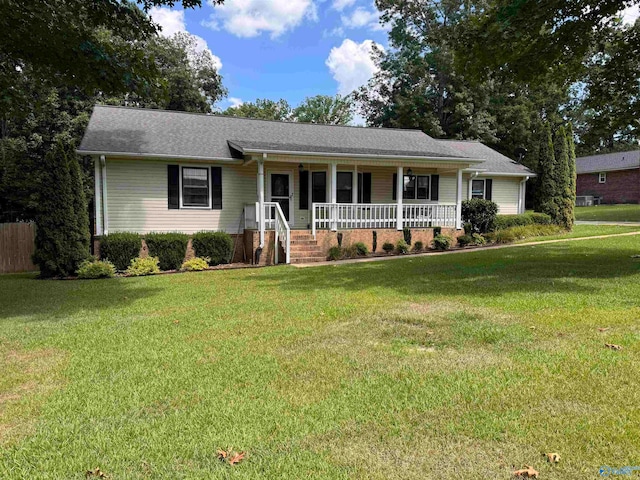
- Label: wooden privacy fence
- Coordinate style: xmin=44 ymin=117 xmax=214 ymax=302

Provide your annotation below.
xmin=0 ymin=223 xmax=37 ymax=273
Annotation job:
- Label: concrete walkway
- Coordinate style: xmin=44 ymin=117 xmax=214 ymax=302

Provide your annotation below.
xmin=292 ymin=230 xmax=640 ymax=268
xmin=575 ymin=220 xmax=640 ymax=226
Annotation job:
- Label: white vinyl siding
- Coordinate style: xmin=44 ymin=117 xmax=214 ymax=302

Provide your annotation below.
xmin=105 ymin=159 xmax=255 ymax=234
xmin=464 ymin=175 xmax=520 ymax=214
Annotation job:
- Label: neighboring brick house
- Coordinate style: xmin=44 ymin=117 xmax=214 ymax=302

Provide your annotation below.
xmin=576 ymin=150 xmax=640 ymax=204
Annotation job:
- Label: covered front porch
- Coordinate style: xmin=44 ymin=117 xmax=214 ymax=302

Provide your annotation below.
xmin=241 ymin=153 xmax=478 ymax=264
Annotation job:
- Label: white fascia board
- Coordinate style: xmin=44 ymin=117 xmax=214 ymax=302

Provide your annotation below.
xmin=75 ymin=150 xmax=243 ymax=164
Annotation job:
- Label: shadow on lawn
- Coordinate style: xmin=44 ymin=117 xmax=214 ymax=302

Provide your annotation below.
xmin=0 ymin=274 xmax=161 ymax=320
xmin=253 ymin=242 xmax=640 ymax=300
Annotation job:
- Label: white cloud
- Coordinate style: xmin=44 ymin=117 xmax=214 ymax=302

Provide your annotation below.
xmin=331 ymin=0 xmax=356 ymax=12
xmin=619 ymin=4 xmax=640 ymax=24
xmin=228 ymin=97 xmax=244 ymax=108
xmin=341 ymin=7 xmax=378 ymax=28
xmin=325 ymin=38 xmax=381 ymax=95
xmin=203 ymin=0 xmax=318 ymax=39
xmin=149 ymin=6 xmax=223 ymax=70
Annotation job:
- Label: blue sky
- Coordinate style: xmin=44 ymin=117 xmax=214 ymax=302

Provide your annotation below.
xmin=148 ymin=0 xmax=390 ymax=113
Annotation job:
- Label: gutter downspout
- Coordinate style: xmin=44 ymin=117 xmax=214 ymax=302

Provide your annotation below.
xmin=94 ymin=156 xmax=103 ymax=236
xmin=100 ymin=155 xmax=108 ymax=235
xmin=519 ymin=176 xmax=529 ymax=214
xmin=258 ymin=154 xmax=266 ymax=248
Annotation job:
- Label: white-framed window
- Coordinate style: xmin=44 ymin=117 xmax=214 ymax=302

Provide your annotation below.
xmin=599 ymin=172 xmax=606 ymax=183
xmin=403 ymin=175 xmax=430 ymax=200
xmin=181 ymin=166 xmax=210 ymax=208
xmin=471 ymin=179 xmax=486 ymax=199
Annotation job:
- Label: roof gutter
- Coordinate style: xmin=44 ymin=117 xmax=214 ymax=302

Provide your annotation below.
xmin=238 ymin=147 xmax=485 ymax=164
xmin=76 ymin=150 xmax=244 ymax=164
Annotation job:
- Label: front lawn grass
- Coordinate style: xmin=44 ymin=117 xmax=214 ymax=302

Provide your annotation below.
xmin=575 ymin=204 xmax=640 ymax=222
xmin=513 ymin=224 xmax=640 ymax=243
xmin=1 ymin=236 xmax=640 ymax=478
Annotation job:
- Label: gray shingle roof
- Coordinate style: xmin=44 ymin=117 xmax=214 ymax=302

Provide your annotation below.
xmin=78 ymin=105 xmax=532 ymax=175
xmin=576 ymin=150 xmax=640 ymax=174
xmin=78 ymin=105 xmax=470 ymax=160
xmin=439 ymin=140 xmax=535 ymax=176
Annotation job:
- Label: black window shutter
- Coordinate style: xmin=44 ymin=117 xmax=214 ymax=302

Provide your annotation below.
xmin=392 ymin=173 xmax=397 ymax=200
xmin=485 ymin=179 xmax=493 ymax=201
xmin=211 ymin=166 xmax=222 ymax=209
xmin=300 ymin=170 xmax=309 ymax=210
xmin=168 ymin=165 xmax=179 ymax=209
xmin=431 ymin=174 xmax=439 ymax=201
xmin=363 ymin=173 xmax=372 ymax=203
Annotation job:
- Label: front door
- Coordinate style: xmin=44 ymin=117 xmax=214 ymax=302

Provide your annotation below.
xmin=269 ymin=172 xmax=293 ymax=224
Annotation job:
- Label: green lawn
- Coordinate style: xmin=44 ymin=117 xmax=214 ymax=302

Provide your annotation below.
xmin=513 ymin=224 xmax=640 ymax=243
xmin=575 ymin=204 xmax=640 ymax=222
xmin=1 ymin=236 xmax=640 ymax=479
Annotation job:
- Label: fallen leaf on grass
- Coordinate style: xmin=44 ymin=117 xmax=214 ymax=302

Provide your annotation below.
xmin=217 ymin=449 xmax=228 ymax=460
xmin=544 ymin=452 xmax=561 ymax=463
xmin=425 ymin=330 xmax=434 ymax=335
xmin=512 ymin=465 xmax=539 ymax=478
xmin=597 ymin=327 xmax=610 ymax=332
xmin=229 ymin=452 xmax=245 ymax=465
xmin=173 ymin=320 xmax=180 ymax=325
xmin=605 ymin=343 xmax=623 ymax=351
xmin=86 ymin=467 xmax=108 ymax=478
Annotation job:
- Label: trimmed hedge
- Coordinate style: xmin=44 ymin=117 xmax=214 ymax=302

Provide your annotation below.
xmin=144 ymin=232 xmax=189 ymax=270
xmin=432 ymin=234 xmax=453 ymax=250
xmin=100 ymin=232 xmax=142 ymax=271
xmin=192 ymin=231 xmax=234 ymax=266
xmin=494 ymin=212 xmax=552 ymax=230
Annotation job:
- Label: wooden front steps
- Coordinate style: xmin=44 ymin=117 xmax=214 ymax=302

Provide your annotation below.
xmin=288 ymin=231 xmax=326 ymax=264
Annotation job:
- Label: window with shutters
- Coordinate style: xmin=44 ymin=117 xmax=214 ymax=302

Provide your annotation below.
xmin=403 ymin=175 xmax=430 ymax=200
xmin=471 ymin=179 xmax=486 ymax=199
xmin=181 ymin=167 xmax=210 ymax=208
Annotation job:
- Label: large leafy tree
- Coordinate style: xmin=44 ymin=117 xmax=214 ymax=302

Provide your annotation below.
xmin=457 ymin=0 xmax=637 ymax=83
xmin=356 ymin=0 xmax=497 ymax=141
xmin=292 ymin=95 xmax=353 ymax=125
xmin=221 ymin=99 xmax=292 ymax=121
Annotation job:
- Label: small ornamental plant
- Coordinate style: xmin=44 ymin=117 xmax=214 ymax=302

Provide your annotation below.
xmin=77 ymin=258 xmax=116 ymax=279
xmin=180 ymin=257 xmax=210 ymax=271
xmin=396 ymin=239 xmax=409 ymax=254
xmin=382 ymin=242 xmax=394 ymax=254
xmin=126 ymin=256 xmax=161 ymax=276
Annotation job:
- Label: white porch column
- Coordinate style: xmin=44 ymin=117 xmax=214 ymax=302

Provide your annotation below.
xmin=396 ymin=166 xmax=403 ymax=230
xmin=94 ymin=156 xmax=103 ymax=236
xmin=330 ymin=162 xmax=337 ymax=231
xmin=100 ymin=155 xmax=108 ymax=235
xmin=352 ymin=165 xmax=358 ymax=204
xmin=456 ymin=168 xmax=463 ymax=229
xmin=518 ymin=177 xmax=529 ymax=214
xmin=258 ymin=156 xmax=265 ymax=247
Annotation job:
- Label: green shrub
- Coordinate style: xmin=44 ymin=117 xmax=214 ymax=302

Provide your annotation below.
xmin=472 ymin=233 xmax=487 ymax=245
xmin=461 ymin=198 xmax=498 ymax=233
xmin=144 ymin=232 xmax=188 ymax=270
xmin=402 ymin=227 xmax=412 ymax=245
xmin=432 ymin=234 xmax=453 ymax=250
xmin=342 ymin=244 xmax=359 ymax=258
xmin=180 ymin=257 xmax=210 ymax=272
xmin=493 ymin=229 xmax=517 ymax=244
xmin=396 ymin=239 xmax=409 ymax=254
xmin=76 ymin=258 xmax=116 ymax=279
xmin=372 ymin=231 xmax=377 ymax=252
xmin=354 ymin=242 xmax=369 ymax=256
xmin=382 ymin=242 xmax=394 ymax=253
xmin=413 ymin=241 xmax=424 ymax=252
xmin=457 ymin=234 xmax=474 ymax=247
xmin=463 ymin=222 xmax=473 ymax=235
xmin=494 ymin=212 xmax=553 ymax=230
xmin=100 ymin=232 xmax=141 ymax=271
xmin=191 ymin=231 xmax=234 ymax=266
xmin=327 ymin=246 xmax=342 ymax=261
xmin=433 ymin=226 xmax=442 ymax=236
xmin=126 ymin=256 xmax=161 ymax=276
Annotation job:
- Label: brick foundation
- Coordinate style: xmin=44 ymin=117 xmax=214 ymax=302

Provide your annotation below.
xmin=576 ymin=169 xmax=640 ymax=204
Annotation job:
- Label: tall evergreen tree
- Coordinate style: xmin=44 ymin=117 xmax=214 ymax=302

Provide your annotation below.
xmin=565 ymin=124 xmax=578 ymax=228
xmin=534 ymin=123 xmax=559 ymax=221
xmin=68 ymin=142 xmax=90 ymax=262
xmin=553 ymin=126 xmax=572 ymax=229
xmin=32 ymin=137 xmax=89 ymax=277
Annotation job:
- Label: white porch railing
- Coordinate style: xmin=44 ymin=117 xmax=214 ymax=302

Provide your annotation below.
xmin=312 ymin=202 xmax=457 ymax=237
xmin=402 ymin=204 xmax=457 ymax=228
xmin=244 ymin=202 xmax=290 ymax=264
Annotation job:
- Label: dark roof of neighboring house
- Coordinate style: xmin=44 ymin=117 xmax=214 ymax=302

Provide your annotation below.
xmin=440 ymin=140 xmax=535 ymax=176
xmin=78 ymin=105 xmax=532 ymax=175
xmin=576 ymin=150 xmax=640 ymax=174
